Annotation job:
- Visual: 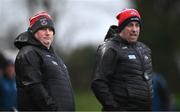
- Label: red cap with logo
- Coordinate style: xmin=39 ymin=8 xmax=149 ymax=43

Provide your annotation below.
xmin=116 ymin=8 xmax=141 ymax=32
xmin=29 ymin=11 xmax=55 ymax=34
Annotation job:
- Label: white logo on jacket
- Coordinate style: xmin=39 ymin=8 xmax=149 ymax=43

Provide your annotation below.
xmin=52 ymin=60 xmax=58 ymax=65
xmin=46 ymin=55 xmax=51 ymax=57
xmin=128 ymin=55 xmax=136 ymax=59
xmin=144 ymin=55 xmax=149 ymax=60
xmin=122 ymin=46 xmax=128 ymax=49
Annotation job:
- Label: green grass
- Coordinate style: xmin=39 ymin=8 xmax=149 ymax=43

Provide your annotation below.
xmin=74 ymin=90 xmax=180 ymax=111
xmin=175 ymin=94 xmax=180 ymax=110
xmin=75 ymin=90 xmax=101 ymax=111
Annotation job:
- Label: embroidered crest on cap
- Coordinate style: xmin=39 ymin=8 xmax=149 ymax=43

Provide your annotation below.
xmin=40 ymin=18 xmax=48 ymax=26
xmin=130 ymin=11 xmax=136 ymax=15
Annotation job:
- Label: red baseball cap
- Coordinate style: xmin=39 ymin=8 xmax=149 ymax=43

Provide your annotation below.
xmin=29 ymin=11 xmax=55 ymax=34
xmin=116 ymin=8 xmax=141 ymax=32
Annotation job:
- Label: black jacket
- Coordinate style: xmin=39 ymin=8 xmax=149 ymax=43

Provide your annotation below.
xmin=14 ymin=31 xmax=75 ymax=111
xmin=91 ymin=25 xmax=153 ymax=111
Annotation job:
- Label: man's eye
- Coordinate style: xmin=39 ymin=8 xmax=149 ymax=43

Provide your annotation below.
xmin=127 ymin=24 xmax=133 ymax=27
xmin=136 ymin=24 xmax=140 ymax=27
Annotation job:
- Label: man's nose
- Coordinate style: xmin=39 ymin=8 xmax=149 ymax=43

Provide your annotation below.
xmin=45 ymin=29 xmax=51 ymax=34
xmin=132 ymin=25 xmax=138 ymax=32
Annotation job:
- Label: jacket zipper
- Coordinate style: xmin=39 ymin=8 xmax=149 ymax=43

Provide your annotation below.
xmin=132 ymin=45 xmax=151 ymax=108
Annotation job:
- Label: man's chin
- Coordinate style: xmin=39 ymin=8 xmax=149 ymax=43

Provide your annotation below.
xmin=44 ymin=40 xmax=52 ymax=45
xmin=42 ymin=41 xmax=51 ymax=47
xmin=129 ymin=39 xmax=137 ymax=43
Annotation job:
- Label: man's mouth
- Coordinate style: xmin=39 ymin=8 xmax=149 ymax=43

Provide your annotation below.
xmin=130 ymin=34 xmax=137 ymax=36
xmin=44 ymin=37 xmax=51 ymax=40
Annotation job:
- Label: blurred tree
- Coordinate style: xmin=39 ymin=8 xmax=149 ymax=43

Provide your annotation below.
xmin=57 ymin=45 xmax=96 ymax=90
xmin=134 ymin=0 xmax=180 ymax=92
xmin=6 ymin=26 xmax=18 ymax=50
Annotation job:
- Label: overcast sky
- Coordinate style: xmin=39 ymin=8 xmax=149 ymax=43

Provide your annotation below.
xmin=56 ymin=0 xmax=131 ymax=50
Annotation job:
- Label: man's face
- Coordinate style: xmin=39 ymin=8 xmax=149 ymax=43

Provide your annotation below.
xmin=119 ymin=21 xmax=140 ymax=43
xmin=34 ymin=28 xmax=54 ymax=49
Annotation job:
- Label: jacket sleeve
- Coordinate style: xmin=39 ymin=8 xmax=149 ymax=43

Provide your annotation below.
xmin=15 ymin=49 xmax=58 ymax=110
xmin=91 ymin=44 xmax=119 ymax=110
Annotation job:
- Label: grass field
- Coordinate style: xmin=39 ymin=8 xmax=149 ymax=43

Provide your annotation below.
xmin=74 ymin=90 xmax=101 ymax=111
xmin=175 ymin=94 xmax=180 ymax=110
xmin=75 ymin=90 xmax=180 ymax=111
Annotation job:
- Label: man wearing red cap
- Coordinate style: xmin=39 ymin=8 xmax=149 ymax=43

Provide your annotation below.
xmin=91 ymin=8 xmax=153 ymax=111
xmin=14 ymin=12 xmax=75 ymax=111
